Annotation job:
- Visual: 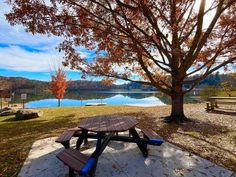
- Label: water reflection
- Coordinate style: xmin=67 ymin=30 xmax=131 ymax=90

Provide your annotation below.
xmin=22 ymin=91 xmax=198 ymax=108
xmin=26 ymin=94 xmax=166 ymax=108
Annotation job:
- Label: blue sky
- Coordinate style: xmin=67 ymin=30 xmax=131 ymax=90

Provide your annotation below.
xmin=0 ymin=1 xmax=101 ymax=82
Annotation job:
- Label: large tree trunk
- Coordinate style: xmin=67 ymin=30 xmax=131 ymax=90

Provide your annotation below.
xmin=165 ymin=81 xmax=189 ymax=123
xmin=58 ymin=99 xmax=61 ymax=107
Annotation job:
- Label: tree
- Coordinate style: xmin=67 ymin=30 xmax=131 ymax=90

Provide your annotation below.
xmin=50 ymin=68 xmax=67 ymax=107
xmin=6 ymin=0 xmax=236 ymax=122
xmin=0 ymin=78 xmax=11 ymax=91
xmin=221 ymin=81 xmax=232 ymax=96
xmin=200 ymin=86 xmax=218 ymax=100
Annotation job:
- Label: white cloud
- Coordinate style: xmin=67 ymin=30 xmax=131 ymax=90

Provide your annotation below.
xmin=0 ymin=2 xmax=94 ymax=72
xmin=0 ymin=45 xmax=93 ymax=72
xmin=0 ymin=1 xmax=62 ymax=51
xmin=0 ymin=45 xmax=64 ymax=71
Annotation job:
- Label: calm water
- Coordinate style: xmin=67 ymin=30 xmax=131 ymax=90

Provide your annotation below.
xmin=25 ymin=91 xmax=199 ymax=108
xmin=25 ymin=91 xmax=165 ymax=108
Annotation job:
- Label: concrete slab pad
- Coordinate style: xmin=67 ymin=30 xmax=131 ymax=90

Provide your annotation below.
xmin=18 ymin=135 xmax=234 ymax=177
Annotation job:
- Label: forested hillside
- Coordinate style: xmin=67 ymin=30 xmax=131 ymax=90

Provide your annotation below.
xmin=0 ymin=76 xmax=157 ymax=93
xmin=0 ymin=73 xmax=235 ymax=93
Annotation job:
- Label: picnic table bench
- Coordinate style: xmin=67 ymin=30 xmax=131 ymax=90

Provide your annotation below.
xmin=56 ymin=115 xmax=164 ymax=177
xmin=55 ymin=127 xmax=82 ymax=148
xmin=206 ymin=97 xmax=236 ymax=111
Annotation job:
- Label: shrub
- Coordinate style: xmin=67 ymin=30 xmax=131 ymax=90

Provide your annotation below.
xmin=200 ymin=86 xmax=219 ymax=100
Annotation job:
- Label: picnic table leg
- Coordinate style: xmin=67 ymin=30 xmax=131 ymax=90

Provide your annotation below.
xmin=69 ymin=167 xmax=74 ymax=177
xmin=61 ymin=141 xmax=70 ymax=149
xmin=129 ymin=128 xmax=148 ymax=157
xmin=90 ymin=133 xmax=102 ymax=177
xmin=76 ymin=130 xmax=88 ymax=150
xmin=88 ymin=133 xmax=112 ymax=177
xmin=215 ymin=101 xmax=218 ymax=108
xmin=210 ymin=100 xmax=214 ymax=110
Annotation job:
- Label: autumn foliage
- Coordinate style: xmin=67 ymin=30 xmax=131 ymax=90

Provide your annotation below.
xmin=50 ymin=68 xmax=67 ymax=107
xmin=5 ymin=0 xmax=236 ymax=122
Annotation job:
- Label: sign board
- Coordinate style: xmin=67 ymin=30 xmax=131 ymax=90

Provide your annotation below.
xmin=6 ymin=98 xmax=11 ymax=102
xmin=21 ymin=93 xmax=27 ymax=100
xmin=0 ymin=90 xmax=10 ymax=98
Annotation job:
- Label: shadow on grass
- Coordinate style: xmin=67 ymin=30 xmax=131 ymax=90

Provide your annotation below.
xmin=121 ymin=111 xmax=231 ymax=137
xmin=210 ymin=109 xmax=236 ymax=116
xmin=177 ymin=131 xmax=236 ymax=157
xmin=1 ymin=116 xmax=19 ymax=122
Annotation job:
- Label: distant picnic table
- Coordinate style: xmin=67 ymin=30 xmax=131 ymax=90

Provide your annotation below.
xmin=56 ymin=115 xmax=164 ymax=177
xmin=206 ymin=97 xmax=236 ymax=111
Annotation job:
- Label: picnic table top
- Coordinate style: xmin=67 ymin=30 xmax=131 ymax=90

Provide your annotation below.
xmin=79 ymin=115 xmax=138 ymax=133
xmin=209 ymin=97 xmax=236 ymax=99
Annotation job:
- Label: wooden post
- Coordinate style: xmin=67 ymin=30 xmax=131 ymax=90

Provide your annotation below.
xmin=214 ymin=101 xmax=218 ymax=108
xmin=21 ymin=93 xmax=27 ymax=109
xmin=206 ymin=102 xmax=210 ymax=112
xmin=22 ymin=99 xmax=25 ymax=109
xmin=0 ymin=98 xmax=2 ymax=110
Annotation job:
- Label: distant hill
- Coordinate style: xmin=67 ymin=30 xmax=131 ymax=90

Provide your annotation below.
xmin=0 ymin=76 xmax=48 ymax=94
xmin=0 ymin=76 xmax=157 ymax=93
xmin=185 ymin=73 xmax=236 ymax=89
xmin=1 ymin=73 xmax=235 ymax=94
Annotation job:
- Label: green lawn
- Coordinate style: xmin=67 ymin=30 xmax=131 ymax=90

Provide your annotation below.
xmin=0 ymin=106 xmax=141 ymax=176
xmin=216 ymin=90 xmax=236 ymax=96
xmin=0 ymin=105 xmax=235 ymax=176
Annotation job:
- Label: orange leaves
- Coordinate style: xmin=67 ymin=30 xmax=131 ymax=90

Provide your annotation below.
xmin=101 ymin=79 xmax=115 ymax=86
xmin=50 ymin=68 xmax=67 ymax=100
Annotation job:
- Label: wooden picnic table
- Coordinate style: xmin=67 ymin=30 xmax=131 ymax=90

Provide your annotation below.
xmin=57 ymin=115 xmax=164 ymax=177
xmin=79 ymin=115 xmax=138 ymax=133
xmin=207 ymin=97 xmax=236 ymax=111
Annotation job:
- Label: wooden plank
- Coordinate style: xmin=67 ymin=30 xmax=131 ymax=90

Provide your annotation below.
xmin=107 ymin=115 xmax=117 ymax=132
xmin=68 ymin=127 xmax=81 ymax=132
xmin=209 ymin=97 xmax=236 ymax=99
xmin=60 ymin=154 xmax=84 ymax=172
xmin=57 ymin=149 xmax=88 ymax=172
xmin=126 ymin=116 xmax=138 ymax=130
xmin=79 ymin=115 xmax=138 ymax=133
xmin=56 ymin=131 xmax=75 ymax=143
xmin=216 ymin=101 xmax=236 ymax=104
xmin=66 ymin=149 xmax=89 ymax=164
xmin=142 ymin=129 xmax=159 ymax=139
xmin=119 ymin=117 xmax=128 ymax=131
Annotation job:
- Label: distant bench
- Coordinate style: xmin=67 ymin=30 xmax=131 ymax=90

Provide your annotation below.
xmin=206 ymin=97 xmax=236 ymax=111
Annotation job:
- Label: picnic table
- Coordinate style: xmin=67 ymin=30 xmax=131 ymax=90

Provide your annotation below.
xmin=206 ymin=97 xmax=236 ymax=111
xmin=56 ymin=115 xmax=164 ymax=177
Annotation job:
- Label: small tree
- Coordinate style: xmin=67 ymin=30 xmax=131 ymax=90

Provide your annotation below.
xmin=200 ymin=86 xmax=218 ymax=100
xmin=50 ymin=68 xmax=67 ymax=107
xmin=221 ymin=81 xmax=232 ymax=96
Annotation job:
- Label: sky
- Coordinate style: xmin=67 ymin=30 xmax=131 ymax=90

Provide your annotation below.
xmin=0 ymin=1 xmax=99 ymax=82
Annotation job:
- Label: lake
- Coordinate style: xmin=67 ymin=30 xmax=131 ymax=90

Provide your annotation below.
xmin=25 ymin=90 xmax=199 ymax=108
xmin=25 ymin=91 xmax=166 ymax=108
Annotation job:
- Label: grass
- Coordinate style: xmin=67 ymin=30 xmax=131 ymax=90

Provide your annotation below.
xmin=216 ymin=90 xmax=236 ymax=96
xmin=0 ymin=104 xmax=235 ymax=176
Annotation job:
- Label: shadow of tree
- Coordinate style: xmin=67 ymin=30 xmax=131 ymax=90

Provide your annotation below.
xmin=110 ymin=111 xmax=236 ymax=172
xmin=177 ymin=131 xmax=236 ymax=157
xmin=210 ymin=109 xmax=236 ymax=116
xmin=116 ymin=111 xmax=231 ymax=137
